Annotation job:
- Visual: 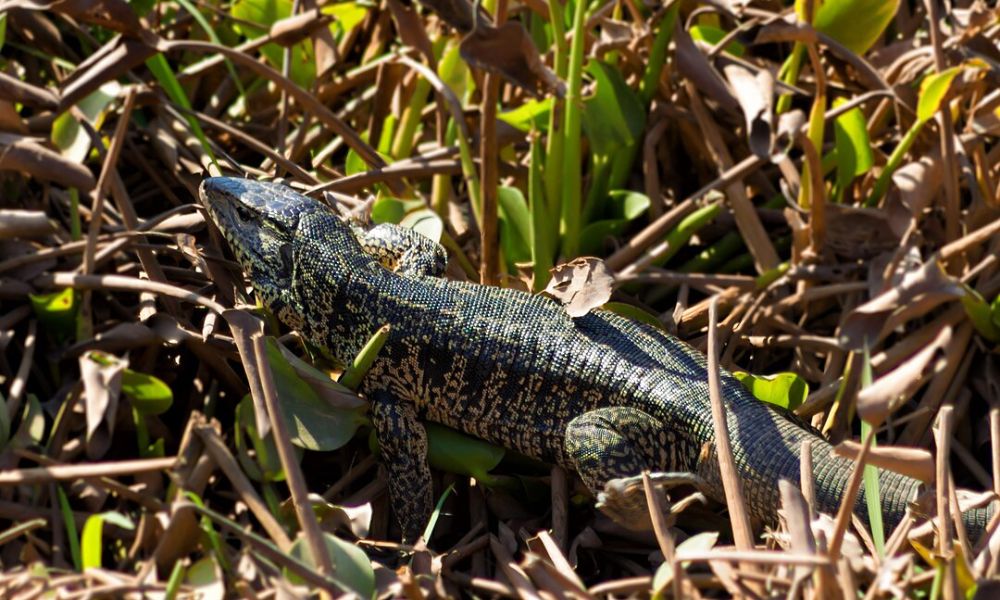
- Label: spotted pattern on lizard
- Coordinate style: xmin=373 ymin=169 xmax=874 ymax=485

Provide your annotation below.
xmin=201 ymin=177 xmax=995 ymax=543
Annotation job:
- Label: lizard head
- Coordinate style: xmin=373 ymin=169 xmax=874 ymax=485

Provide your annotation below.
xmin=200 ymin=177 xmax=328 ymax=311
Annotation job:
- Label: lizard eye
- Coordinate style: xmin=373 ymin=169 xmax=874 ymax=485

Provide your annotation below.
xmin=234 ymin=203 xmax=254 ymax=222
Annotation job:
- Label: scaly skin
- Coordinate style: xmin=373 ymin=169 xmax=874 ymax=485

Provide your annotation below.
xmin=201 ymin=177 xmax=994 ymax=542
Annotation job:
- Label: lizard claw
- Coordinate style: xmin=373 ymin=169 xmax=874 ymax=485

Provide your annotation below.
xmin=596 ymin=472 xmax=708 ymax=530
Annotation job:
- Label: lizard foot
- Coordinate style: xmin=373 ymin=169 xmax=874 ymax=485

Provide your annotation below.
xmin=596 ymin=472 xmax=708 ymax=530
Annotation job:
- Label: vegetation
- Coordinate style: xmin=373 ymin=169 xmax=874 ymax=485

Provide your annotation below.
xmin=0 ymin=0 xmax=998 ymax=596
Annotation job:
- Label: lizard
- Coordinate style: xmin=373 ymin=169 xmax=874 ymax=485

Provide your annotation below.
xmin=200 ymin=176 xmax=996 ymax=543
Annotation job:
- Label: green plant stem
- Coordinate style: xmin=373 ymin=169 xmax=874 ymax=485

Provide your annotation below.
xmin=560 ymin=0 xmax=589 ymax=259
xmin=866 ymin=121 xmax=924 ymax=206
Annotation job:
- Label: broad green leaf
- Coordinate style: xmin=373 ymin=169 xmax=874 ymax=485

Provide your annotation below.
xmin=186 ymin=556 xmax=225 ymax=600
xmin=917 ymin=67 xmax=962 ymax=124
xmin=581 ymin=60 xmax=645 ymax=158
xmin=345 ymin=148 xmax=368 ymax=176
xmin=0 ymin=13 xmax=7 ymax=50
xmin=578 ymin=191 xmax=650 ymax=255
xmin=29 ymin=288 xmax=79 ymax=342
xmin=370 ymin=196 xmax=422 ymax=224
xmin=400 ymin=208 xmax=444 ymax=243
xmin=323 ymin=2 xmax=369 ymax=38
xmin=733 ymin=371 xmax=809 ymax=410
xmin=499 ymin=98 xmax=554 ymax=132
xmin=235 ymin=395 xmax=285 ymax=482
xmin=230 ymin=0 xmax=315 ymax=87
xmin=288 ymin=533 xmax=375 ymax=599
xmin=601 ymin=302 xmax=666 ymax=331
xmin=653 ymin=532 xmax=719 ymax=596
xmin=610 ymin=190 xmax=650 ymax=220
xmin=425 ymin=423 xmax=506 ymax=486
xmin=13 ymin=394 xmax=45 ymax=447
xmin=961 ymin=286 xmax=1000 ymax=342
xmin=81 ymin=511 xmax=134 ymax=570
xmin=437 ymin=39 xmax=469 ymax=100
xmin=497 ymin=186 xmax=532 ymax=272
xmin=808 ymin=0 xmax=899 ymax=55
xmin=832 ymin=99 xmax=873 ymax=184
xmin=121 ymin=370 xmax=173 ymax=416
xmin=263 ymin=338 xmax=367 ymax=451
xmin=51 ymin=82 xmax=121 ymax=162
xmin=689 ymin=24 xmax=744 ymax=56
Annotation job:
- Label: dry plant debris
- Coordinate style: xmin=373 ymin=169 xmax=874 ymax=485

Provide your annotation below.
xmin=0 ymin=0 xmax=999 ymax=597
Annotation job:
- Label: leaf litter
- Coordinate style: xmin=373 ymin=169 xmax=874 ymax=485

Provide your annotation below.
xmin=0 ymin=0 xmax=998 ymax=597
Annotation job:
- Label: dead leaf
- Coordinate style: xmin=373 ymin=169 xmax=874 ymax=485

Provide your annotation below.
xmin=0 ymin=210 xmax=55 ymax=239
xmin=724 ymin=64 xmax=774 ymax=158
xmin=674 ymin=24 xmax=739 ymax=114
xmin=839 ymin=259 xmax=964 ymax=350
xmin=60 ymin=38 xmax=155 ymax=111
xmin=544 ymin=257 xmax=615 ymax=318
xmin=459 ymin=22 xmax=564 ymax=96
xmin=0 ymin=134 xmax=96 ymax=191
xmin=833 ymin=441 xmax=935 ymax=483
xmin=0 ymin=72 xmax=59 ymax=109
xmin=80 ymin=351 xmax=124 ymax=459
xmin=825 ymin=204 xmax=898 ymax=260
xmin=887 ymin=153 xmax=943 ymax=237
xmin=0 ymin=0 xmax=142 ymax=35
xmin=856 ymin=326 xmax=951 ymax=427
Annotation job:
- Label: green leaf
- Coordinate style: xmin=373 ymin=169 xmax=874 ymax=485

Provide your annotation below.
xmin=230 ymin=0 xmax=316 ymax=87
xmin=51 ymin=82 xmax=121 ymax=162
xmin=652 ymin=202 xmax=722 ymax=267
xmin=601 ymin=302 xmax=666 ymax=331
xmin=339 ymin=325 xmax=390 ymax=390
xmin=961 ymin=286 xmax=1000 ymax=342
xmin=263 ymin=338 xmax=367 ymax=451
xmin=29 ymin=288 xmax=79 ymax=342
xmin=288 ymin=533 xmax=375 ymax=599
xmin=581 ymin=60 xmax=645 ymax=159
xmin=0 ymin=13 xmax=7 ymax=51
xmin=322 ymin=2 xmax=369 ymax=38
xmin=400 ymin=208 xmax=444 ymax=244
xmin=186 ymin=556 xmax=224 ymax=599
xmin=497 ymin=186 xmax=532 ymax=272
xmin=653 ymin=531 xmax=718 ymax=596
xmin=235 ymin=395 xmax=285 ymax=482
xmin=917 ymin=67 xmax=962 ymax=124
xmin=424 ymin=423 xmax=506 ymax=486
xmin=810 ymin=0 xmax=899 ymax=55
xmin=81 ymin=511 xmax=134 ymax=570
xmin=121 ymin=370 xmax=173 ymax=416
xmin=733 ymin=371 xmax=809 ymax=411
xmin=499 ymin=98 xmax=554 ymax=132
xmin=371 ymin=196 xmax=416 ymax=224
xmin=859 ymin=346 xmax=885 ymax=556
xmin=578 ymin=191 xmax=650 ymax=255
xmin=832 ymin=99 xmax=873 ymax=195
xmin=689 ymin=24 xmax=744 ymax=56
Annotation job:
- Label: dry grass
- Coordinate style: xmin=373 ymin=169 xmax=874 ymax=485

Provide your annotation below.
xmin=0 ymin=0 xmax=999 ymax=597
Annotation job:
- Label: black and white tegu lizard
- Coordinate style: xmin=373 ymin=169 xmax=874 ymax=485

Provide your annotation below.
xmin=200 ymin=176 xmax=994 ymax=542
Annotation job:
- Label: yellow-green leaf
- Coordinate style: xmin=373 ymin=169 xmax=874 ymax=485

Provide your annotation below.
xmin=806 ymin=0 xmax=899 ymax=55
xmin=734 ymin=371 xmax=809 ymax=410
xmin=917 ymin=67 xmax=962 ymax=124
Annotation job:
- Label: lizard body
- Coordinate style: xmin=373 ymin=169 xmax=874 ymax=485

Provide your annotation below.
xmin=201 ymin=177 xmax=994 ymax=542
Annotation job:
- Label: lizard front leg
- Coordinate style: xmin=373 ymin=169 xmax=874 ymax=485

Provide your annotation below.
xmin=370 ymin=390 xmax=434 ymax=542
xmin=357 ymin=223 xmax=448 ymax=277
xmin=565 ymin=406 xmax=704 ymax=528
